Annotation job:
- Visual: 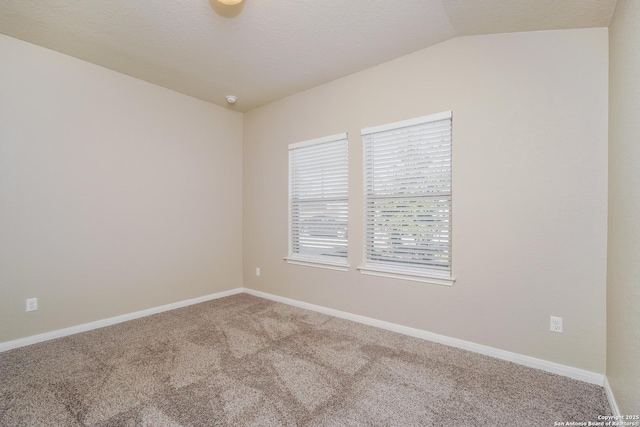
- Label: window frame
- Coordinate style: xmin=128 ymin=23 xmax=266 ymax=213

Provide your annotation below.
xmin=285 ymin=132 xmax=349 ymax=271
xmin=359 ymin=111 xmax=455 ymax=285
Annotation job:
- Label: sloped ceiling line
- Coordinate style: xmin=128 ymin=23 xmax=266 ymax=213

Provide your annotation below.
xmin=0 ymin=0 xmax=617 ymax=112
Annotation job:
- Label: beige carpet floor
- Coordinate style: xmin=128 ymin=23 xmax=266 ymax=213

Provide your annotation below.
xmin=0 ymin=293 xmax=610 ymax=426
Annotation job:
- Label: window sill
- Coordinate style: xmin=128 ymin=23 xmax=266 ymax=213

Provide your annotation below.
xmin=358 ymin=264 xmax=455 ymax=286
xmin=284 ymin=257 xmax=349 ymax=272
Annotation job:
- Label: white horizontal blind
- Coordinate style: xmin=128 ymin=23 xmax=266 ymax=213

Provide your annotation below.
xmin=363 ymin=112 xmax=452 ymax=273
xmin=289 ymin=134 xmax=348 ymax=263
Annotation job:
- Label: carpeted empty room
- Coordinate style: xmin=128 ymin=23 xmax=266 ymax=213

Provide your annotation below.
xmin=0 ymin=294 xmax=611 ymax=426
xmin=2 ymin=0 xmax=639 ymax=425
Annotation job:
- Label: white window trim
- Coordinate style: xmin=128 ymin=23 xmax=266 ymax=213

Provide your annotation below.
xmin=288 ymin=132 xmax=346 ymax=150
xmin=361 ymin=110 xmax=452 ymax=135
xmin=284 ymin=257 xmax=350 ymax=272
xmin=360 ymin=111 xmax=454 ymax=284
xmin=287 ymin=132 xmax=349 ymax=270
xmin=358 ymin=264 xmax=455 ymax=286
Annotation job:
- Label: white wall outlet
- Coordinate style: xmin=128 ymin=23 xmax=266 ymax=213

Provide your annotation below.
xmin=550 ymin=316 xmax=563 ymax=333
xmin=26 ymin=297 xmax=38 ymax=312
xmin=256 ymin=267 xmax=261 ymax=276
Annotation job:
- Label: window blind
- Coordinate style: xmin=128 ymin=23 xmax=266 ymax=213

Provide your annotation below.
xmin=362 ymin=111 xmax=452 ymax=274
xmin=288 ymin=133 xmax=348 ymax=264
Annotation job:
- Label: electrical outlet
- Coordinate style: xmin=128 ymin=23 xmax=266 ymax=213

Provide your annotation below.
xmin=26 ymin=297 xmax=38 ymax=312
xmin=550 ymin=316 xmax=563 ymax=333
xmin=256 ymin=267 xmax=261 ymax=277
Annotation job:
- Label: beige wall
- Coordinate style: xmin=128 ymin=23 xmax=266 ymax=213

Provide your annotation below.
xmin=607 ymin=0 xmax=640 ymax=414
xmin=244 ymin=29 xmax=609 ymax=373
xmin=0 ymin=25 xmax=613 ymax=380
xmin=0 ymin=34 xmax=243 ymax=343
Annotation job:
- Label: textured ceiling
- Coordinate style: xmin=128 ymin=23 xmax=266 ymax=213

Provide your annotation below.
xmin=0 ymin=0 xmax=617 ymax=112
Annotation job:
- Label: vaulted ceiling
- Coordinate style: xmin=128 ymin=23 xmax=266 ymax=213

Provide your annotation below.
xmin=0 ymin=0 xmax=617 ymax=112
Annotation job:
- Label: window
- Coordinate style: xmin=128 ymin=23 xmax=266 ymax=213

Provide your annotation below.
xmin=286 ymin=133 xmax=349 ymax=271
xmin=360 ymin=111 xmax=454 ymax=285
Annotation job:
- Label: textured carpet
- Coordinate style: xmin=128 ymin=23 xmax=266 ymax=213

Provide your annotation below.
xmin=0 ymin=293 xmax=610 ymax=426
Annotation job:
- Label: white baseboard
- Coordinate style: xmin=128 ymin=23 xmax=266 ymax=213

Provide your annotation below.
xmin=0 ymin=287 xmax=243 ymax=353
xmin=603 ymin=376 xmax=621 ymax=416
xmin=0 ymin=285 xmax=605 ymax=388
xmin=243 ymin=288 xmax=605 ymax=386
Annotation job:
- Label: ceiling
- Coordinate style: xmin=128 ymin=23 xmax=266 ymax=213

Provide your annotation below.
xmin=0 ymin=0 xmax=617 ymax=112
